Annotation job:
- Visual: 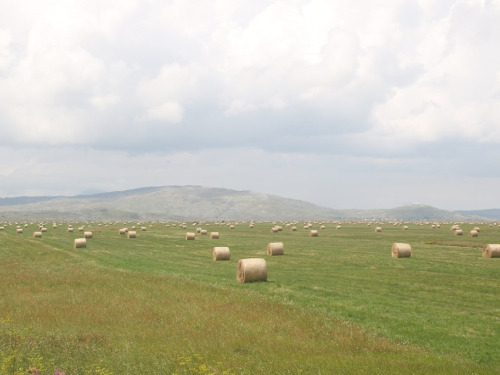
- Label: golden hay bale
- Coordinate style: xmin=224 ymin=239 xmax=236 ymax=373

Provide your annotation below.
xmin=41 ymin=228 xmax=47 ymax=232
xmin=336 ymin=225 xmax=341 ymax=229
xmin=249 ymin=224 xmax=254 ymax=228
xmin=119 ymin=228 xmax=126 ymax=235
xmin=210 ymin=232 xmax=219 ymax=239
xmin=309 ymin=230 xmax=318 ymax=237
xmin=267 ymin=242 xmax=284 ymax=256
xmin=271 ymin=227 xmax=278 ymax=233
xmin=291 ymin=226 xmax=297 ymax=231
xmin=33 ymin=231 xmax=42 ymax=238
xmin=230 ymin=225 xmax=235 ymax=229
xmin=483 ymin=244 xmax=500 ymax=258
xmin=277 ymin=226 xmax=283 ymax=231
xmin=473 ymin=227 xmax=480 ymax=232
xmin=127 ymin=231 xmax=137 ymax=238
xmin=0 ymin=227 xmax=4 ymax=230
xmin=320 ymin=225 xmax=326 ymax=229
xmin=74 ymin=238 xmax=86 ymax=248
xmin=469 ymin=230 xmax=478 ymax=237
xmin=392 ymin=243 xmax=412 ymax=258
xmin=68 ymin=228 xmax=74 ymax=232
xmin=16 ymin=229 xmax=23 ymax=233
xmin=403 ymin=226 xmax=408 ymax=230
xmin=454 ymin=229 xmax=463 ymax=235
xmin=237 ymin=258 xmax=267 ymax=283
xmin=78 ymin=227 xmax=84 ymax=231
xmin=141 ymin=227 xmax=147 ymax=231
xmin=196 ymin=228 xmax=202 ymax=233
xmin=431 ymin=224 xmax=436 ymax=228
xmin=84 ymin=231 xmax=93 ymax=238
xmin=213 ymin=247 xmax=230 ymax=261
xmin=186 ymin=232 xmax=195 ymax=240
xmin=375 ymin=227 xmax=382 ymax=232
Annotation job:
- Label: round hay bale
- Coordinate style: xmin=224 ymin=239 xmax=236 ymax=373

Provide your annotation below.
xmin=320 ymin=225 xmax=326 ymax=229
xmin=33 ymin=231 xmax=42 ymax=238
xmin=196 ymin=228 xmax=202 ymax=233
xmin=237 ymin=258 xmax=267 ymax=283
xmin=67 ymin=227 xmax=74 ymax=232
xmin=403 ymin=226 xmax=408 ymax=230
xmin=375 ymin=227 xmax=382 ymax=233
xmin=336 ymin=225 xmax=341 ymax=229
xmin=392 ymin=243 xmax=412 ymax=258
xmin=291 ymin=226 xmax=297 ymax=231
xmin=119 ymin=228 xmax=126 ymax=235
xmin=454 ymin=229 xmax=463 ymax=236
xmin=78 ymin=227 xmax=84 ymax=231
xmin=84 ymin=231 xmax=93 ymax=238
xmin=277 ymin=226 xmax=283 ymax=231
xmin=249 ymin=224 xmax=254 ymax=228
xmin=16 ymin=228 xmax=23 ymax=233
xmin=210 ymin=232 xmax=219 ymax=239
xmin=431 ymin=224 xmax=436 ymax=228
xmin=127 ymin=231 xmax=137 ymax=238
xmin=267 ymin=242 xmax=284 ymax=256
xmin=0 ymin=227 xmax=4 ymax=230
xmin=309 ymin=230 xmax=318 ymax=237
xmin=271 ymin=227 xmax=278 ymax=233
xmin=41 ymin=228 xmax=47 ymax=232
xmin=200 ymin=229 xmax=208 ymax=235
xmin=483 ymin=244 xmax=500 ymax=258
xmin=141 ymin=227 xmax=147 ymax=231
xmin=473 ymin=227 xmax=480 ymax=232
xmin=74 ymin=238 xmax=87 ymax=248
xmin=230 ymin=225 xmax=235 ymax=229
xmin=186 ymin=232 xmax=195 ymax=240
xmin=469 ymin=230 xmax=478 ymax=237
xmin=213 ymin=247 xmax=230 ymax=261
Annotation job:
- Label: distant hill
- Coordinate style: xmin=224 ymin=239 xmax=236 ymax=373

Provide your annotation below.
xmin=0 ymin=196 xmax=58 ymax=207
xmin=0 ymin=186 xmax=487 ymax=221
xmin=455 ymin=209 xmax=500 ymax=220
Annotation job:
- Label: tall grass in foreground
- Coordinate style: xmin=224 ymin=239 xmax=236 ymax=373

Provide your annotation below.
xmin=0 ymin=222 xmax=499 ymax=373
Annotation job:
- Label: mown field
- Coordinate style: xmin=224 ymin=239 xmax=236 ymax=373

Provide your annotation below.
xmin=0 ymin=220 xmax=499 ymax=374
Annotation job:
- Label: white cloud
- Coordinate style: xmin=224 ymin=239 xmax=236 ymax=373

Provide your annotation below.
xmin=370 ymin=0 xmax=500 ymax=145
xmin=138 ymin=101 xmax=184 ymax=123
xmin=90 ymin=94 xmax=121 ymax=111
xmin=0 ymin=28 xmax=13 ymax=71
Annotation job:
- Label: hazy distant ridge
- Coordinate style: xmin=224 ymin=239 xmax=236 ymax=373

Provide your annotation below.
xmin=0 ymin=186 xmax=489 ymax=221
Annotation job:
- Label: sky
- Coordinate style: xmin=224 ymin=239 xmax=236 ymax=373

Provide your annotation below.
xmin=0 ymin=0 xmax=499 ymax=210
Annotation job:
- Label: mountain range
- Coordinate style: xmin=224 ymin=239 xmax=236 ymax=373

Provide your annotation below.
xmin=0 ymin=186 xmax=496 ymax=221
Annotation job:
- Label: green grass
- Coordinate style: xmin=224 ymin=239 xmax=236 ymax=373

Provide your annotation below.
xmin=0 ymin=221 xmax=499 ymax=374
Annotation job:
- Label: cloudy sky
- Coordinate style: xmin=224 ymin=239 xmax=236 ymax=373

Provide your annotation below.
xmin=0 ymin=0 xmax=499 ymax=210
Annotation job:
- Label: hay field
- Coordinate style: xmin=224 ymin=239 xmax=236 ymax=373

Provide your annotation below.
xmin=0 ymin=221 xmax=499 ymax=374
